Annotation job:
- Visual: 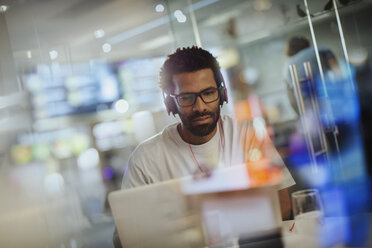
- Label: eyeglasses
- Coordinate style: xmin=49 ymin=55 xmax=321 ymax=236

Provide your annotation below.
xmin=170 ymin=87 xmax=219 ymax=107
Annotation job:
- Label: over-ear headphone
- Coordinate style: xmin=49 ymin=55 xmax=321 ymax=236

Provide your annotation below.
xmin=163 ymin=69 xmax=228 ymax=116
xmin=163 ymin=91 xmax=178 ymax=116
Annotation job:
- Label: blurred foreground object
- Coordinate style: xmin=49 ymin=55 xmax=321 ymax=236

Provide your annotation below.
xmin=287 ymin=60 xmax=371 ymax=247
xmin=235 ymin=96 xmax=284 ymax=187
xmin=109 ymin=164 xmax=283 ymax=248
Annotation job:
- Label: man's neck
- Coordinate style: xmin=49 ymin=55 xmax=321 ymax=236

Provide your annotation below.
xmin=177 ymin=123 xmax=217 ymax=145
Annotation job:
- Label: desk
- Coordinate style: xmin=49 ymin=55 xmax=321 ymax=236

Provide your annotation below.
xmin=282 ymin=220 xmax=325 ymax=248
xmin=281 ymin=214 xmax=372 ymax=248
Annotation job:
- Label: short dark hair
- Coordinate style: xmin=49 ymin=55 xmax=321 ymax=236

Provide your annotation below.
xmin=286 ymin=36 xmax=310 ymax=57
xmin=159 ymin=46 xmax=222 ymax=94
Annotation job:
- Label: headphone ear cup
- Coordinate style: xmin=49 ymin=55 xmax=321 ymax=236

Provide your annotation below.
xmin=169 ymin=98 xmax=177 ymax=115
xmin=216 ymin=71 xmax=228 ymax=105
xmin=164 ymin=96 xmax=177 ymax=115
xmin=219 ymin=87 xmax=227 ymax=105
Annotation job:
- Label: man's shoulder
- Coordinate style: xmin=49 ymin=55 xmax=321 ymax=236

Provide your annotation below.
xmin=131 ymin=122 xmax=178 ymax=156
xmin=126 ymin=122 xmax=179 ymax=185
xmin=221 ymin=114 xmax=234 ymax=122
xmin=221 ymin=114 xmax=237 ymax=128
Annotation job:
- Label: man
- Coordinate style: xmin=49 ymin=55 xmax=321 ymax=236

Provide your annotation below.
xmin=115 ymin=46 xmax=295 ymax=247
xmin=122 ymin=47 xmax=243 ymax=188
xmin=123 ymin=45 xmax=294 ymax=205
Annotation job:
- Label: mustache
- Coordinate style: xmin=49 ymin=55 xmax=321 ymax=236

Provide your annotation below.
xmin=189 ymin=111 xmax=214 ymax=120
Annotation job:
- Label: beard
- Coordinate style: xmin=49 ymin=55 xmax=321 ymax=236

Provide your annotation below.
xmin=178 ymin=106 xmax=220 ymax=137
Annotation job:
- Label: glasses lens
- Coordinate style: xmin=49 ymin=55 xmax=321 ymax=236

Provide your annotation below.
xmin=201 ymin=88 xmax=218 ymax=103
xmin=176 ymin=88 xmax=219 ymax=106
xmin=177 ymin=94 xmax=195 ymax=106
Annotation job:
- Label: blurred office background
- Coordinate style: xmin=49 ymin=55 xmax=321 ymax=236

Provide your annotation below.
xmin=0 ymin=0 xmax=371 ymax=247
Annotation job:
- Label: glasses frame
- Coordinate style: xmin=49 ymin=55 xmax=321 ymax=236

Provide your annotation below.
xmin=170 ymin=87 xmax=220 ymax=107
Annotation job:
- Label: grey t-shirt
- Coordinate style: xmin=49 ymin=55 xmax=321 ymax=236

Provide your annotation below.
xmin=122 ymin=115 xmax=295 ymax=190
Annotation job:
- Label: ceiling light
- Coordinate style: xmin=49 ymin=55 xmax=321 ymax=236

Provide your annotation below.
xmin=108 ymin=0 xmax=219 ymax=44
xmin=0 ymin=5 xmax=9 ymax=13
xmin=177 ymin=15 xmax=187 ymax=23
xmin=26 ymin=51 xmax=32 ymax=59
xmin=174 ymin=10 xmax=183 ymax=18
xmin=155 ymin=4 xmax=164 ymax=12
xmin=49 ymin=50 xmax=58 ymax=60
xmin=174 ymin=10 xmax=187 ymax=23
xmin=102 ymin=43 xmax=111 ymax=53
xmin=94 ymin=29 xmax=105 ymax=39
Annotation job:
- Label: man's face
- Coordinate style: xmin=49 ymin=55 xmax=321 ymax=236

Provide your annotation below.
xmin=172 ymin=68 xmax=220 ymax=137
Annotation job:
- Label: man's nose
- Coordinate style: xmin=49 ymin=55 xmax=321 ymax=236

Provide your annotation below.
xmin=192 ymin=95 xmax=207 ymax=111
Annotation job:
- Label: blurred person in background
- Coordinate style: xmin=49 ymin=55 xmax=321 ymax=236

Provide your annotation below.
xmin=283 ymin=35 xmax=339 ymax=115
xmin=114 ymin=46 xmax=296 ymax=247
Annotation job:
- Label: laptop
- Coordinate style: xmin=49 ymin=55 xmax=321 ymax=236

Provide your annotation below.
xmin=109 ymin=164 xmax=283 ymax=248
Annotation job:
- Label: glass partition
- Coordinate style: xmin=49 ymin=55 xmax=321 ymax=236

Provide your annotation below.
xmin=0 ymin=0 xmax=371 ymax=247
